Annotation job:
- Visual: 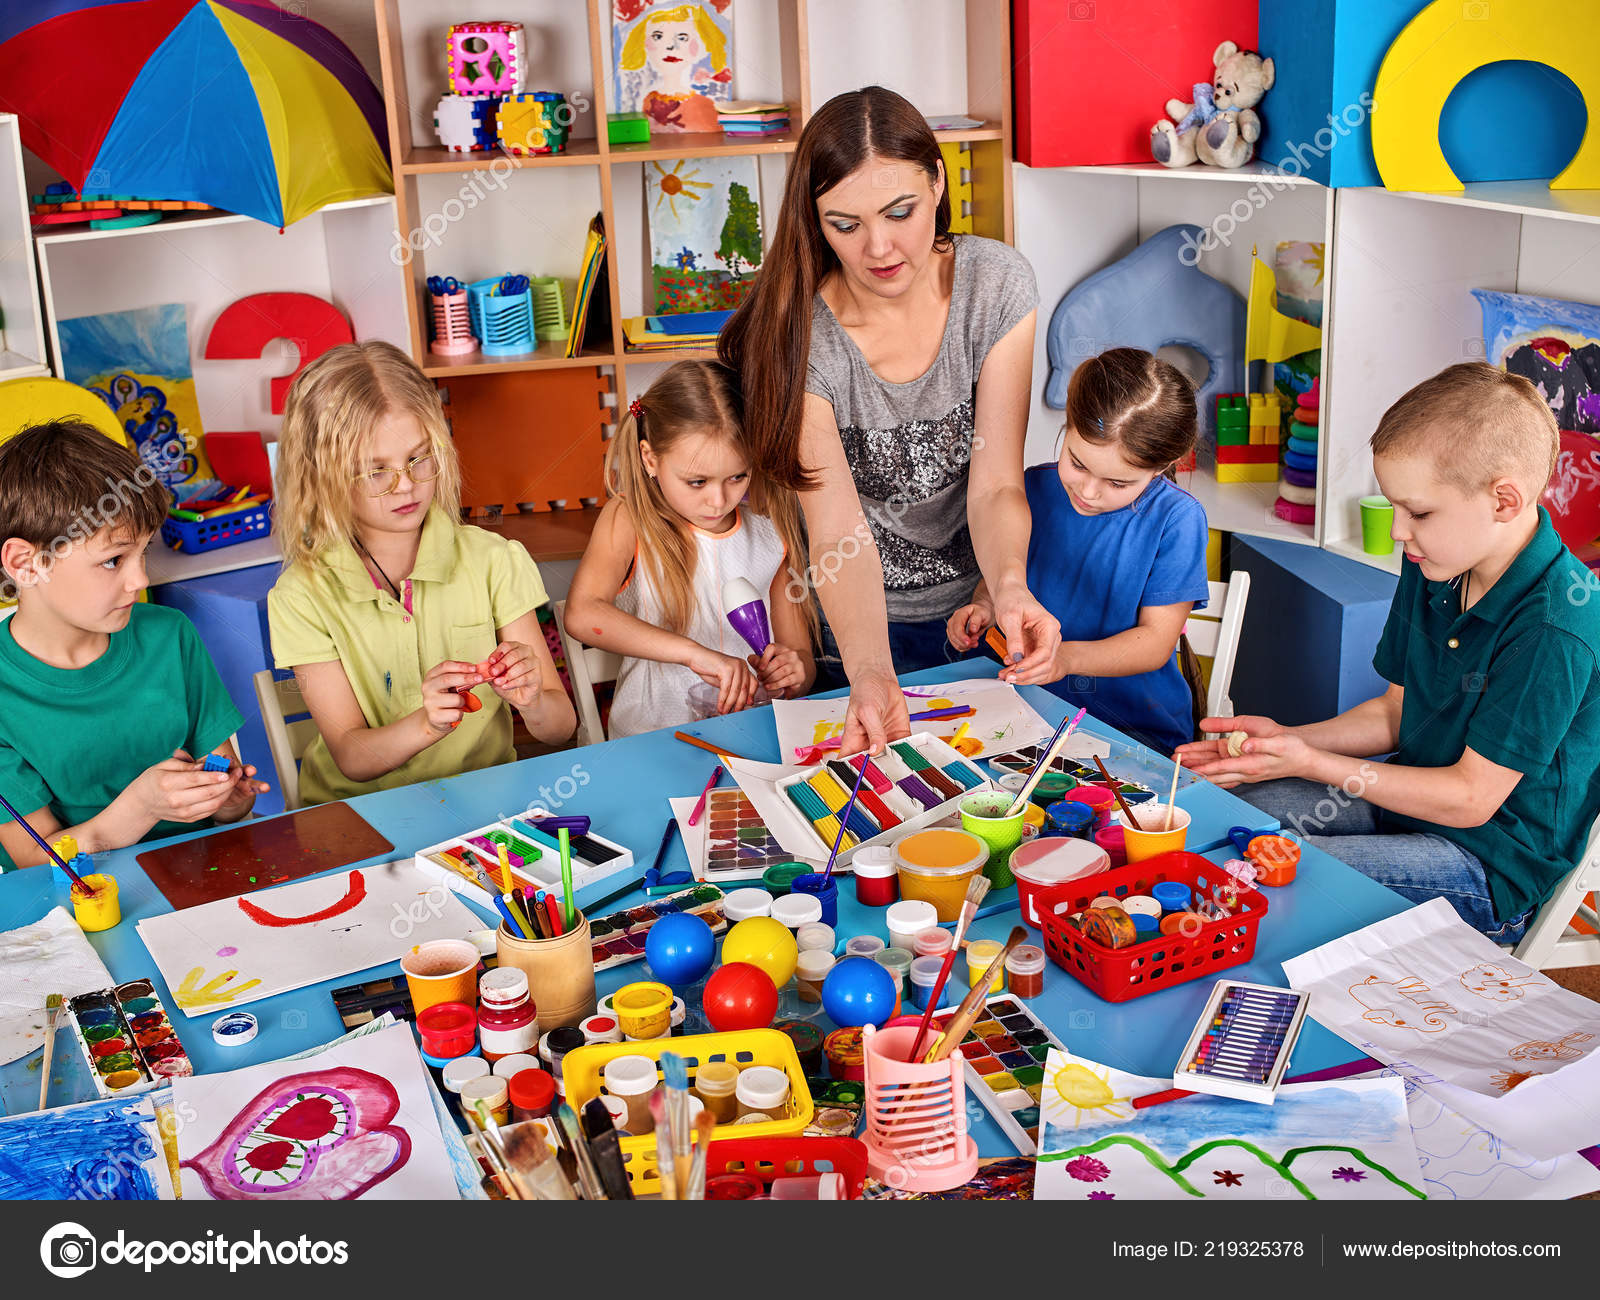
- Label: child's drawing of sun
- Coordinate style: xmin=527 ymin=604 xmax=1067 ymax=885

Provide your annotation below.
xmin=1041 ymin=1061 xmax=1136 ymax=1130
xmin=653 ymin=160 xmax=714 ymax=219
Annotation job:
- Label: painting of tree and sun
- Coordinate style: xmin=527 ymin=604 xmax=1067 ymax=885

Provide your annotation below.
xmin=648 ymin=156 xmax=763 ymax=314
xmin=1035 ymin=1050 xmax=1427 ymax=1201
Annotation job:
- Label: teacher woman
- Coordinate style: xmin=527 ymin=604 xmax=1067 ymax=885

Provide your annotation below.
xmin=720 ymin=86 xmax=1060 ymax=753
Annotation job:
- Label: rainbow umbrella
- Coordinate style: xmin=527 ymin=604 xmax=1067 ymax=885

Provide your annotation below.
xmin=0 ymin=1 xmax=391 ymax=227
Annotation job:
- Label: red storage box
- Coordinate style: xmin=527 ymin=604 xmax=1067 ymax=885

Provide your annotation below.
xmin=1038 ymin=850 xmax=1267 ymax=1003
xmin=702 ymin=1136 xmax=870 ymax=1200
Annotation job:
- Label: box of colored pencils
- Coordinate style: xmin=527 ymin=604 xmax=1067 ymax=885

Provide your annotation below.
xmin=414 ymin=815 xmax=634 ymax=907
xmin=1172 ymin=980 xmax=1308 ymax=1104
xmin=732 ymin=731 xmax=992 ymax=870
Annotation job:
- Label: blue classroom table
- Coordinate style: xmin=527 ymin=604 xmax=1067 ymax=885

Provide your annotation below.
xmin=0 ymin=660 xmax=1410 ymax=1153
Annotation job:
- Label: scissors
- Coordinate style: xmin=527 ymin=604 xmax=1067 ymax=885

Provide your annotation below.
xmin=497 ymin=274 xmax=530 ymax=296
xmin=426 ymin=275 xmax=462 ymax=295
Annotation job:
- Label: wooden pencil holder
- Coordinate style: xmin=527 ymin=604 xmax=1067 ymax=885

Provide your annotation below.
xmin=495 ymin=911 xmax=595 ymax=1030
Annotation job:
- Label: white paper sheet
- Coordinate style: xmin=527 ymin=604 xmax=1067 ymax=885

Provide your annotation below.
xmin=1035 ymin=1049 xmax=1424 ymax=1201
xmin=669 ymin=795 xmax=709 ymax=881
xmin=137 ymin=860 xmax=482 ymax=1018
xmin=174 ymin=1022 xmax=457 ymax=1200
xmin=771 ymin=679 xmax=1052 ymax=764
xmin=0 ymin=907 xmax=114 ymax=1065
xmin=1282 ymin=898 xmax=1600 ymax=1160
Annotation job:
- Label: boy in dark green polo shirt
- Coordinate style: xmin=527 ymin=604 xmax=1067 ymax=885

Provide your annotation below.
xmin=1178 ymin=363 xmax=1600 ymax=944
xmin=0 ymin=421 xmax=269 ymax=871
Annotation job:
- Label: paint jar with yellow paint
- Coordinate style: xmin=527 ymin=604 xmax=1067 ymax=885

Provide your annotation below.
xmin=965 ymin=939 xmax=1007 ymax=995
xmin=894 ymin=829 xmax=987 ymax=922
xmin=71 ymin=873 xmax=121 ymax=933
xmin=613 ymin=981 xmax=674 ymax=1040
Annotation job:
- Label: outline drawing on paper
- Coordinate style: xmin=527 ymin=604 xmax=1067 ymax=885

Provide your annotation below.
xmin=180 ymin=1067 xmax=410 ymax=1200
xmin=1348 ymin=975 xmax=1456 ymax=1032
xmin=1507 ymin=1032 xmax=1594 ymax=1062
xmin=1459 ymin=962 xmax=1543 ymax=1002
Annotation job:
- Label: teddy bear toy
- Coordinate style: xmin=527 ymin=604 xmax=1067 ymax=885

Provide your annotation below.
xmin=1152 ymin=41 xmax=1275 ymax=170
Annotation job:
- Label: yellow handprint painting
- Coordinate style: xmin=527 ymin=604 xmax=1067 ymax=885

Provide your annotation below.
xmin=173 ymin=967 xmax=263 ymax=1012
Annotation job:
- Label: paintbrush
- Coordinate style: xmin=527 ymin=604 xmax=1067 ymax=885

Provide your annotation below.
xmin=924 ymin=926 xmax=1028 ymax=1062
xmin=821 ymin=757 xmax=872 ymax=884
xmin=499 ymin=1118 xmax=577 ymax=1200
xmin=466 ymin=1100 xmax=519 ymax=1197
xmin=555 ymin=1103 xmax=608 ymax=1200
xmin=0 ymin=792 xmax=88 ymax=889
xmin=1003 ymin=708 xmax=1086 ymax=817
xmin=684 ymin=1108 xmax=717 ymax=1200
xmin=908 ymin=875 xmax=991 ymax=1060
xmin=650 ymin=1088 xmax=677 ymax=1200
xmin=1093 ymin=755 xmax=1143 ymax=831
xmin=1164 ymin=753 xmax=1182 ymax=831
xmin=674 ymin=730 xmax=757 ymax=763
xmin=38 ymin=993 xmax=62 ymax=1111
xmin=662 ymin=1052 xmax=693 ymax=1197
xmin=581 ymin=1097 xmax=635 ymax=1200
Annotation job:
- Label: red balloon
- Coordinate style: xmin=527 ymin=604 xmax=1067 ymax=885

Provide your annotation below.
xmin=1543 ymin=429 xmax=1600 ymax=552
xmin=702 ymin=962 xmax=778 ymax=1032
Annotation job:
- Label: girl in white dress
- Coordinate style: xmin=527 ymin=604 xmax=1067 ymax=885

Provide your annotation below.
xmin=566 ymin=361 xmax=816 ymax=738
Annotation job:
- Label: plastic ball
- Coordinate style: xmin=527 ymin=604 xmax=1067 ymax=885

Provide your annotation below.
xmin=719 ymin=916 xmax=798 ymax=989
xmin=644 ymin=912 xmax=716 ymax=986
xmin=821 ymin=956 xmax=897 ymax=1029
xmin=702 ymin=962 xmax=778 ymax=1032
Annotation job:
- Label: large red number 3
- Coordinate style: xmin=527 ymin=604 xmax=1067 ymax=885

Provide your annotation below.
xmin=204 ymin=293 xmax=355 ymax=414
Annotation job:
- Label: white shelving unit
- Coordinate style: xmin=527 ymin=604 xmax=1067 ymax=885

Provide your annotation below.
xmin=0 ymin=113 xmax=49 ymax=382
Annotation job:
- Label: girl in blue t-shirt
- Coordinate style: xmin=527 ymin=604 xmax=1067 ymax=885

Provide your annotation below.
xmin=947 ymin=348 xmax=1210 ymax=754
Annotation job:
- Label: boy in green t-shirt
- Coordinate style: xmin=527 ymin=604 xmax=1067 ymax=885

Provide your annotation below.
xmin=0 ymin=421 xmax=268 ymax=870
xmin=1179 ymin=364 xmax=1600 ymax=944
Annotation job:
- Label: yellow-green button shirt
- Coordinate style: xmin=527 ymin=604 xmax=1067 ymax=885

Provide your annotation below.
xmin=267 ymin=508 xmax=548 ymax=805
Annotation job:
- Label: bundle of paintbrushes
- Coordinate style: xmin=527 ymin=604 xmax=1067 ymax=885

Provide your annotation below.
xmin=651 ymin=1053 xmax=718 ymax=1199
xmin=467 ymin=1097 xmax=637 ymax=1200
xmin=908 ymin=874 xmax=992 ymax=1061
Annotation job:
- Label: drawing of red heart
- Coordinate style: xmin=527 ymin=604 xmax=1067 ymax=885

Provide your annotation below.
xmin=244 ymin=1140 xmax=296 ymax=1173
xmin=265 ymin=1096 xmax=338 ymax=1141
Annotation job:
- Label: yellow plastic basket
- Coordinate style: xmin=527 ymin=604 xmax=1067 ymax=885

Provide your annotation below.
xmin=562 ymin=1028 xmax=814 ymax=1195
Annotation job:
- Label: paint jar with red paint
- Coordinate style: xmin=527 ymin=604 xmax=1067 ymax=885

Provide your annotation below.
xmin=477 ymin=968 xmax=538 ymax=1062
xmin=851 ymin=846 xmax=898 ymax=907
xmin=509 ymin=1067 xmax=557 ymax=1122
xmin=1004 ymin=945 xmax=1046 ymax=999
xmin=417 ymin=1002 xmax=478 ymax=1060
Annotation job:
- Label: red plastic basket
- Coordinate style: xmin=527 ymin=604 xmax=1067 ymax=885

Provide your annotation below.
xmin=1038 ymin=850 xmax=1268 ymax=1002
xmin=701 ymin=1137 xmax=870 ymax=1200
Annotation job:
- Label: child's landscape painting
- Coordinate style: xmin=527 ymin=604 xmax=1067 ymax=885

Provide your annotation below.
xmin=648 ymin=155 xmax=762 ymax=313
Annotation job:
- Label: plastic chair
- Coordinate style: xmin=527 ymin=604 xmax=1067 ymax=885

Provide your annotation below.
xmin=1508 ymin=813 xmax=1600 ymax=970
xmin=252 ymin=669 xmax=320 ymax=811
xmin=1183 ymin=570 xmax=1251 ymax=720
xmin=553 ymin=599 xmax=621 ymax=748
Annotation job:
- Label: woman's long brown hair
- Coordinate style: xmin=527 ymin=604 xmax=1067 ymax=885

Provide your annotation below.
xmin=718 ymin=86 xmax=952 ymax=495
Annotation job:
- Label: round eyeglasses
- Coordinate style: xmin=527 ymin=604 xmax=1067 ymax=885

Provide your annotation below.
xmin=353 ymin=452 xmax=439 ymax=498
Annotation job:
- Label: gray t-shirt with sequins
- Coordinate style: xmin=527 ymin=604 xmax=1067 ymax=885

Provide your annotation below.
xmin=805 ymin=235 xmax=1039 ymax=622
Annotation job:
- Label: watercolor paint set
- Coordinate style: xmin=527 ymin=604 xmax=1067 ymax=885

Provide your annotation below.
xmin=701 ymin=788 xmax=796 ymax=882
xmin=930 ymin=994 xmax=1065 ymax=1153
xmin=987 ymin=744 xmax=1162 ymax=803
xmin=730 ymin=732 xmax=993 ymax=870
xmin=1172 ymin=980 xmax=1309 ymax=1104
xmin=415 ymin=814 xmax=635 ymax=904
xmin=590 ymin=883 xmax=728 ymax=971
xmin=65 ymin=980 xmax=193 ymax=1097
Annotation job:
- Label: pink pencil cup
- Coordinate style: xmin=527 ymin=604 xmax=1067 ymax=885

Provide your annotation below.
xmin=430 ymin=289 xmax=477 ymax=356
xmin=861 ymin=1023 xmax=979 ymax=1193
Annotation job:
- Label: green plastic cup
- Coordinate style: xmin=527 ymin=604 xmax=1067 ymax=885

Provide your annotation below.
xmin=1359 ymin=495 xmax=1394 ymax=555
xmin=959 ymin=790 xmax=1026 ymax=889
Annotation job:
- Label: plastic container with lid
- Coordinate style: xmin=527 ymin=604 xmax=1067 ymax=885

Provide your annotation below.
xmin=604 ymin=1053 xmax=659 ymax=1135
xmin=509 ymin=1067 xmax=557 ymax=1121
xmin=477 ymin=967 xmax=538 ymax=1062
xmin=966 ymin=939 xmax=1007 ymax=994
xmin=893 ymin=828 xmax=987 ymax=921
xmin=770 ymin=892 xmax=823 ymax=930
xmin=417 ymin=1002 xmax=478 ymax=1061
xmin=458 ymin=1074 xmax=510 ymax=1127
xmin=771 ymin=1172 xmax=847 ymax=1200
xmin=580 ymin=1013 xmax=623 ymax=1044
xmin=543 ymin=1026 xmax=586 ymax=1095
xmin=693 ymin=1059 xmax=741 ymax=1123
xmin=884 ymin=899 xmax=938 ymax=953
xmin=789 ymin=872 xmax=838 ymax=927
xmin=723 ymin=888 xmax=772 ymax=923
xmin=441 ymin=1055 xmax=491 ymax=1094
xmin=795 ymin=948 xmax=835 ymax=1004
xmin=909 ymin=955 xmax=946 ymax=1010
xmin=843 ymin=934 xmax=886 ymax=960
xmin=873 ymin=947 xmax=913 ymax=995
xmin=912 ymin=927 xmax=954 ymax=959
xmin=851 ymin=844 xmax=898 ymax=907
xmin=613 ymin=980 xmax=673 ymax=1040
xmin=1009 ymin=836 xmax=1110 ymax=928
xmin=735 ymin=1064 xmax=791 ymax=1121
xmin=796 ymin=922 xmax=835 ymax=954
xmin=1094 ymin=825 xmax=1127 ymax=869
xmin=490 ymin=1052 xmax=541 ymax=1080
xmin=1005 ymin=944 xmax=1046 ymax=999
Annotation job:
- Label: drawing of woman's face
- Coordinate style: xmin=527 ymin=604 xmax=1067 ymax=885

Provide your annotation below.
xmin=645 ymin=18 xmax=702 ymax=78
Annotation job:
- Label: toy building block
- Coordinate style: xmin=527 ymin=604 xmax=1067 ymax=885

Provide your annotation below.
xmin=447 ymin=21 xmax=525 ymax=96
xmin=1215 ymin=393 xmax=1250 ymax=446
xmin=1249 ymin=392 xmax=1286 ymax=445
xmin=1215 ymin=461 xmax=1281 ymax=484
xmin=607 ymin=112 xmax=650 ymax=145
xmin=434 ymin=93 xmax=501 ymax=152
xmin=1217 ymin=444 xmax=1279 ymax=465
xmin=499 ymin=92 xmax=569 ymax=156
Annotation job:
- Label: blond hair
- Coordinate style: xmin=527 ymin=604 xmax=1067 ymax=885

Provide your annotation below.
xmin=607 ymin=361 xmax=815 ymax=640
xmin=1370 ymin=362 xmax=1559 ymax=495
xmin=274 ymin=341 xmax=462 ymax=569
xmin=620 ymin=4 xmax=728 ymax=74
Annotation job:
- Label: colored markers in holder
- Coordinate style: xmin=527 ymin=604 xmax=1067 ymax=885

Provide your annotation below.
xmin=1172 ymin=980 xmax=1309 ymax=1104
xmin=415 ymin=815 xmax=634 ymax=905
xmin=66 ymin=980 xmax=193 ymax=1097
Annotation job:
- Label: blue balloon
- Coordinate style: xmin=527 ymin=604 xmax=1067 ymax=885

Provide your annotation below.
xmin=821 ymin=956 xmax=897 ymax=1029
xmin=644 ymin=912 xmax=716 ymax=986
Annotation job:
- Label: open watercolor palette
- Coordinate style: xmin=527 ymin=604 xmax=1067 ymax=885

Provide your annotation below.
xmin=729 ymin=732 xmax=993 ymax=871
xmin=589 ymin=883 xmax=728 ymax=971
xmin=415 ymin=814 xmax=635 ymax=906
xmin=928 ymin=994 xmax=1065 ymax=1154
xmin=1172 ymin=979 xmax=1309 ymax=1104
xmin=66 ymin=980 xmax=193 ymax=1098
xmin=701 ymin=788 xmax=799 ymax=883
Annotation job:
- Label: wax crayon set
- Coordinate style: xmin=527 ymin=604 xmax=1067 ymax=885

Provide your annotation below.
xmin=66 ymin=980 xmax=193 ymax=1097
xmin=937 ymin=995 xmax=1065 ymax=1153
xmin=416 ymin=815 xmax=635 ymax=903
xmin=1172 ymin=980 xmax=1309 ymax=1104
xmin=589 ymin=883 xmax=728 ymax=971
